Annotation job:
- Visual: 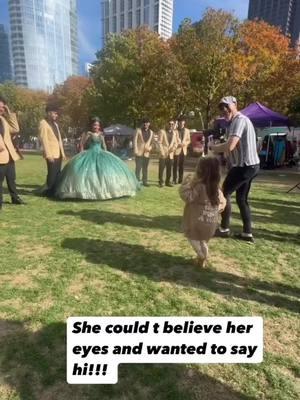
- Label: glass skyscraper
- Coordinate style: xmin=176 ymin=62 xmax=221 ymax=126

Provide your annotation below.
xmin=0 ymin=24 xmax=13 ymax=83
xmin=9 ymin=0 xmax=79 ymax=92
xmin=101 ymin=0 xmax=174 ymax=45
xmin=248 ymin=0 xmax=300 ymax=44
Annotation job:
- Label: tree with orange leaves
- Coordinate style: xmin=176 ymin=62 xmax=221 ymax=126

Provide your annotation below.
xmin=233 ymin=20 xmax=300 ymax=113
xmin=50 ymin=76 xmax=93 ymax=134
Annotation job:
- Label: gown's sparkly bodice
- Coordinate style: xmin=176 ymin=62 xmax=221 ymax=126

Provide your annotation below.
xmin=86 ymin=133 xmax=103 ymax=151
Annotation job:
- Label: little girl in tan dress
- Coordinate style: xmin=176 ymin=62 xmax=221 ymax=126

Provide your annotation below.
xmin=179 ymin=157 xmax=226 ymax=267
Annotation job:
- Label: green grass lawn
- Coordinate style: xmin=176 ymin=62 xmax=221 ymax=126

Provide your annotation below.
xmin=0 ymin=154 xmax=299 ymax=400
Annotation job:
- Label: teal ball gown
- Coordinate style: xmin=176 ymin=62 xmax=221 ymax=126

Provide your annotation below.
xmin=56 ymin=133 xmax=140 ymax=200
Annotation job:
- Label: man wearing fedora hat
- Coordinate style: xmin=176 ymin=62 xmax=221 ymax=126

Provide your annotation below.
xmin=210 ymin=96 xmax=260 ymax=243
xmin=38 ymin=104 xmax=66 ymax=197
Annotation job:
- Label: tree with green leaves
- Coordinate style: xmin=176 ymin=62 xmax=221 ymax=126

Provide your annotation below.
xmin=90 ymin=27 xmax=188 ymax=129
xmin=172 ymin=9 xmax=239 ymax=127
xmin=0 ymin=82 xmax=47 ymax=139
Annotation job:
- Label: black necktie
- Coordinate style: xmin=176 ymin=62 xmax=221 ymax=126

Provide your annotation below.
xmin=0 ymin=120 xmax=4 ymax=138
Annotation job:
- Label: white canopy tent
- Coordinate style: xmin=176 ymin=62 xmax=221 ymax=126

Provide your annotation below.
xmin=104 ymin=124 xmax=135 ymax=136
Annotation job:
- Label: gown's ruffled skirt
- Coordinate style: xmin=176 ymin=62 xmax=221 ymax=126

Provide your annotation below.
xmin=56 ymin=145 xmax=140 ymax=200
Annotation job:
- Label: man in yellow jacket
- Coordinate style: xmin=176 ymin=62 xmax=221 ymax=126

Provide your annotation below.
xmin=173 ymin=115 xmax=191 ymax=184
xmin=0 ymin=96 xmax=25 ymax=210
xmin=158 ymin=119 xmax=178 ymax=187
xmin=38 ymin=104 xmax=66 ymax=197
xmin=134 ymin=117 xmax=154 ymax=186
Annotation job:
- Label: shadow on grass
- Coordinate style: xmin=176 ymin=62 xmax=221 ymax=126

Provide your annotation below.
xmin=58 ymin=209 xmax=182 ymax=232
xmin=229 ymin=220 xmax=300 ymax=244
xmin=1 ymin=320 xmax=256 ymax=400
xmin=251 ymin=228 xmax=299 ymax=245
xmin=3 ymin=184 xmax=41 ymax=197
xmin=230 ymin=197 xmax=300 ymax=243
xmin=248 ymin=199 xmax=299 ymax=228
xmin=14 ymin=184 xmax=42 ymax=196
xmin=250 ymin=198 xmax=300 ymax=209
xmin=16 ymin=184 xmax=41 ymax=189
xmin=61 ymin=238 xmax=300 ymax=314
xmin=58 ymin=208 xmax=300 ymax=244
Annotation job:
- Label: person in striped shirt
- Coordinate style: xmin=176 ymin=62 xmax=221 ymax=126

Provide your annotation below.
xmin=210 ymin=96 xmax=260 ymax=243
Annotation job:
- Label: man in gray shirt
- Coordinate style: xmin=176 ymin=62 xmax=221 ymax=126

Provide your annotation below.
xmin=211 ymin=96 xmax=260 ymax=243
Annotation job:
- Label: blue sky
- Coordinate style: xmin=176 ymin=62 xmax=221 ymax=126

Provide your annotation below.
xmin=0 ymin=0 xmax=249 ymax=70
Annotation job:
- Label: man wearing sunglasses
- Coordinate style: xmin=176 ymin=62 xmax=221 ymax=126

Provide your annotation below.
xmin=210 ymin=96 xmax=260 ymax=243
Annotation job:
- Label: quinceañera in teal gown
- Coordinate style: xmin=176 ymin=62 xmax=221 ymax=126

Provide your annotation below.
xmin=55 ymin=132 xmax=140 ymax=200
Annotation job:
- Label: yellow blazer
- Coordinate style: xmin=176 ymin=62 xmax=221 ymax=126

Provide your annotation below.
xmin=134 ymin=128 xmax=154 ymax=158
xmin=0 ymin=112 xmax=20 ymax=164
xmin=38 ymin=119 xmax=65 ymax=159
xmin=175 ymin=128 xmax=191 ymax=156
xmin=158 ymin=129 xmax=178 ymax=160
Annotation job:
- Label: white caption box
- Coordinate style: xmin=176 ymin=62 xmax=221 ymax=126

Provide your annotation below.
xmin=67 ymin=316 xmax=263 ymax=384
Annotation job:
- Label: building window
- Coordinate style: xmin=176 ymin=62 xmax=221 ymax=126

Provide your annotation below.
xmin=144 ymin=6 xmax=149 ymax=25
xmin=104 ymin=18 xmax=109 ymax=34
xmin=113 ymin=16 xmax=117 ymax=32
xmin=121 ymin=14 xmax=125 ymax=30
xmin=144 ymin=0 xmax=149 ymax=5
xmin=136 ymin=9 xmax=141 ymax=26
xmin=102 ymin=2 xmax=109 ymax=17
xmin=136 ymin=0 xmax=141 ymax=8
xmin=121 ymin=0 xmax=125 ymax=12
xmin=128 ymin=11 xmax=133 ymax=28
xmin=112 ymin=0 xmax=117 ymax=14
xmin=154 ymin=4 xmax=159 ymax=24
xmin=128 ymin=0 xmax=132 ymax=10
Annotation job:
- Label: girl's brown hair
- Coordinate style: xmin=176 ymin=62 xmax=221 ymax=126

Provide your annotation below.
xmin=195 ymin=157 xmax=221 ymax=206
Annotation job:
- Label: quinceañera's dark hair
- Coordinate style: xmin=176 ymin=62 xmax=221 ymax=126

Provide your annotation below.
xmin=90 ymin=116 xmax=103 ymax=131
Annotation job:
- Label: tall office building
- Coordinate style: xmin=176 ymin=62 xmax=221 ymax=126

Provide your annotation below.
xmin=9 ymin=0 xmax=79 ymax=92
xmin=248 ymin=0 xmax=300 ymax=44
xmin=0 ymin=24 xmax=13 ymax=83
xmin=101 ymin=0 xmax=174 ymax=44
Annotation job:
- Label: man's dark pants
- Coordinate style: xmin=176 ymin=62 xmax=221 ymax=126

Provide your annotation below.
xmin=45 ymin=158 xmax=62 ymax=197
xmin=173 ymin=152 xmax=185 ymax=183
xmin=159 ymin=157 xmax=173 ymax=185
xmin=0 ymin=159 xmax=19 ymax=206
xmin=221 ymin=165 xmax=260 ymax=234
xmin=135 ymin=156 xmax=150 ymax=184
